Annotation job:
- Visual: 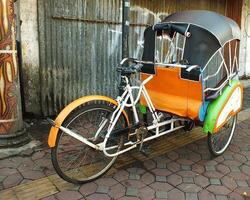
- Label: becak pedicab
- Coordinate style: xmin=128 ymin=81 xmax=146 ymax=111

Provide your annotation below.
xmin=47 ymin=10 xmax=243 ymax=184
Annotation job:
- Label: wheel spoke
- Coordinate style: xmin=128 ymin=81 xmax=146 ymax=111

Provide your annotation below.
xmin=208 ymin=115 xmax=237 ymax=156
xmin=52 ymin=103 xmax=127 ymax=184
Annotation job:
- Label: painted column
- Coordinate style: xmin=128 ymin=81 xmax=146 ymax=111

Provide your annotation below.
xmin=0 ymin=0 xmax=28 ymax=147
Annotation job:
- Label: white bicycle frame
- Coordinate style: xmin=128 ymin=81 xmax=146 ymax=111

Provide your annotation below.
xmin=57 ymin=72 xmax=188 ymax=158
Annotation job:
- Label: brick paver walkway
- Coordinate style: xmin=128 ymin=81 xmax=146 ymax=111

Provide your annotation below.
xmin=0 ymin=87 xmax=250 ymax=200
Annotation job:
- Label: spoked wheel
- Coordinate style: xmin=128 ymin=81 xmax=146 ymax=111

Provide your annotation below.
xmin=51 ymin=102 xmax=128 ymax=184
xmin=207 ymin=114 xmax=237 ymax=156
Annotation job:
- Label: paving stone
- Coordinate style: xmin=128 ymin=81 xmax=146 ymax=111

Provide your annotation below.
xmin=198 ymin=190 xmax=216 ymax=200
xmin=96 ymin=186 xmax=109 ymax=194
xmin=18 ymin=157 xmax=36 ymax=172
xmin=233 ymin=154 xmax=247 ymax=163
xmin=203 ymin=171 xmax=224 ymax=179
xmin=139 ymin=186 xmax=155 ymax=200
xmin=177 ymin=171 xmax=197 ymax=178
xmin=109 ymin=183 xmax=125 ymax=199
xmin=236 ymin=180 xmax=248 ymax=187
xmin=246 ymin=156 xmax=250 ymax=161
xmin=140 ymin=172 xmax=154 ymax=185
xmin=181 ymin=165 xmax=191 ymax=171
xmin=177 ymin=183 xmax=202 ymax=193
xmin=241 ymin=165 xmax=250 ymax=176
xmin=149 ymin=182 xmax=173 ymax=192
xmin=32 ymin=151 xmax=46 ymax=160
xmin=192 ymin=164 xmax=205 ymax=174
xmin=95 ymin=177 xmax=117 ymax=187
xmin=129 ymin=173 xmax=140 ymax=180
xmin=216 ymin=164 xmax=230 ymax=175
xmin=210 ymin=178 xmax=221 ymax=185
xmin=40 ymin=195 xmax=57 ymax=200
xmin=118 ymin=196 xmax=139 ymax=200
xmin=34 ymin=158 xmax=52 ymax=169
xmin=21 ymin=148 xmax=34 ymax=156
xmin=188 ymin=152 xmax=202 ymax=163
xmin=167 ymin=188 xmax=185 ymax=200
xmin=157 ymin=162 xmax=166 ymax=169
xmin=227 ymin=172 xmax=250 ymax=180
xmin=228 ymin=192 xmax=244 ymax=200
xmin=2 ymin=173 xmax=23 ymax=189
xmin=183 ymin=177 xmax=193 ymax=183
xmin=122 ymin=180 xmax=146 ymax=189
xmin=215 ymin=195 xmax=228 ymax=200
xmin=143 ymin=160 xmax=156 ymax=170
xmin=155 ymin=191 xmax=168 ymax=199
xmin=229 ymin=166 xmax=241 ymax=172
xmin=0 ymin=168 xmax=18 ymax=176
xmin=55 ymin=190 xmax=83 ymax=200
xmin=152 ymin=168 xmax=172 ymax=176
xmin=207 ymin=185 xmax=231 ymax=195
xmin=166 ymin=151 xmax=179 ymax=161
xmin=205 ymin=165 xmax=216 ymax=171
xmin=156 ymin=176 xmax=166 ymax=182
xmin=221 ymin=176 xmax=237 ymax=191
xmin=240 ymin=146 xmax=249 ymax=151
xmin=194 ymin=175 xmax=210 ymax=188
xmin=0 ymin=175 xmax=6 ymax=182
xmin=223 ymin=155 xmax=234 ymax=160
xmin=186 ymin=192 xmax=198 ymax=200
xmin=234 ymin=187 xmax=250 ymax=196
xmin=86 ymin=193 xmax=110 ymax=200
xmin=166 ymin=162 xmax=181 ymax=172
xmin=223 ymin=160 xmax=242 ymax=167
xmin=21 ymin=170 xmax=45 ymax=180
xmin=166 ymin=174 xmax=182 ymax=186
xmin=0 ymin=157 xmax=22 ymax=169
xmin=127 ymin=168 xmax=145 ymax=175
xmin=113 ymin=170 xmax=129 ymax=182
xmin=126 ymin=187 xmax=139 ymax=197
xmin=79 ymin=182 xmax=97 ymax=196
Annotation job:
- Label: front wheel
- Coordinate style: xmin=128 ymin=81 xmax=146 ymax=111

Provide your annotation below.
xmin=207 ymin=114 xmax=237 ymax=156
xmin=51 ymin=102 xmax=128 ymax=184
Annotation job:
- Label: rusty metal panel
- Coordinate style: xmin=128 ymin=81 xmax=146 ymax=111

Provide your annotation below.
xmin=38 ymin=0 xmax=227 ymax=116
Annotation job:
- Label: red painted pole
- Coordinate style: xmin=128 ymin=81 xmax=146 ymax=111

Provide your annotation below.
xmin=0 ymin=0 xmax=29 ymax=147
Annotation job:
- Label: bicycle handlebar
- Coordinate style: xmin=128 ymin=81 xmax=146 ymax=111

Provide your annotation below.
xmin=118 ymin=58 xmax=199 ymax=75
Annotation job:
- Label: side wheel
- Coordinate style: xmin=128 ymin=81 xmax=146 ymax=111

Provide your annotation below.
xmin=207 ymin=114 xmax=237 ymax=157
xmin=51 ymin=102 xmax=128 ymax=184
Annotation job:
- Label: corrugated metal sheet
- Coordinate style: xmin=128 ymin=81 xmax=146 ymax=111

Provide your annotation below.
xmin=38 ymin=0 xmax=226 ymax=116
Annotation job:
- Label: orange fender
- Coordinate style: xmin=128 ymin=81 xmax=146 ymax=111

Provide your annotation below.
xmin=48 ymin=95 xmax=129 ymax=148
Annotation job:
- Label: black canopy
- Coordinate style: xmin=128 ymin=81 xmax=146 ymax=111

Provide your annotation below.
xmin=142 ymin=10 xmax=241 ymax=69
xmin=160 ymin=10 xmax=240 ymax=46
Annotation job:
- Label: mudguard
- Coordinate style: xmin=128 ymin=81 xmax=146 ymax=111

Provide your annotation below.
xmin=48 ymin=95 xmax=129 ymax=148
xmin=203 ymin=79 xmax=243 ymax=134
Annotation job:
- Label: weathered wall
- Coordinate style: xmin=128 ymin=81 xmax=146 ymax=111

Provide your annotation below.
xmin=20 ymin=0 xmax=41 ymax=114
xmin=240 ymin=0 xmax=250 ymax=77
xmin=37 ymin=0 xmax=227 ymax=116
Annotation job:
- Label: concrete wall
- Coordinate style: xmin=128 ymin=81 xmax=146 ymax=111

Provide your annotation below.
xmin=240 ymin=0 xmax=250 ymax=77
xmin=20 ymin=0 xmax=41 ymax=114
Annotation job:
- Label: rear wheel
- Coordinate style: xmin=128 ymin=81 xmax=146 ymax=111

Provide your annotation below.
xmin=207 ymin=114 xmax=237 ymax=156
xmin=51 ymin=102 xmax=128 ymax=184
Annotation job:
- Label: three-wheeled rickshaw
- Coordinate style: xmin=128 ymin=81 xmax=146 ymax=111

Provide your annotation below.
xmin=47 ymin=10 xmax=243 ymax=184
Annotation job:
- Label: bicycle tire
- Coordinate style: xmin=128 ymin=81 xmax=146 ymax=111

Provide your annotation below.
xmin=207 ymin=114 xmax=237 ymax=157
xmin=51 ymin=102 xmax=128 ymax=184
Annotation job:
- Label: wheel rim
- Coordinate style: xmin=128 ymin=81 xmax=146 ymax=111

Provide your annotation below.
xmin=210 ymin=115 xmax=237 ymax=155
xmin=55 ymin=106 xmax=125 ymax=182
